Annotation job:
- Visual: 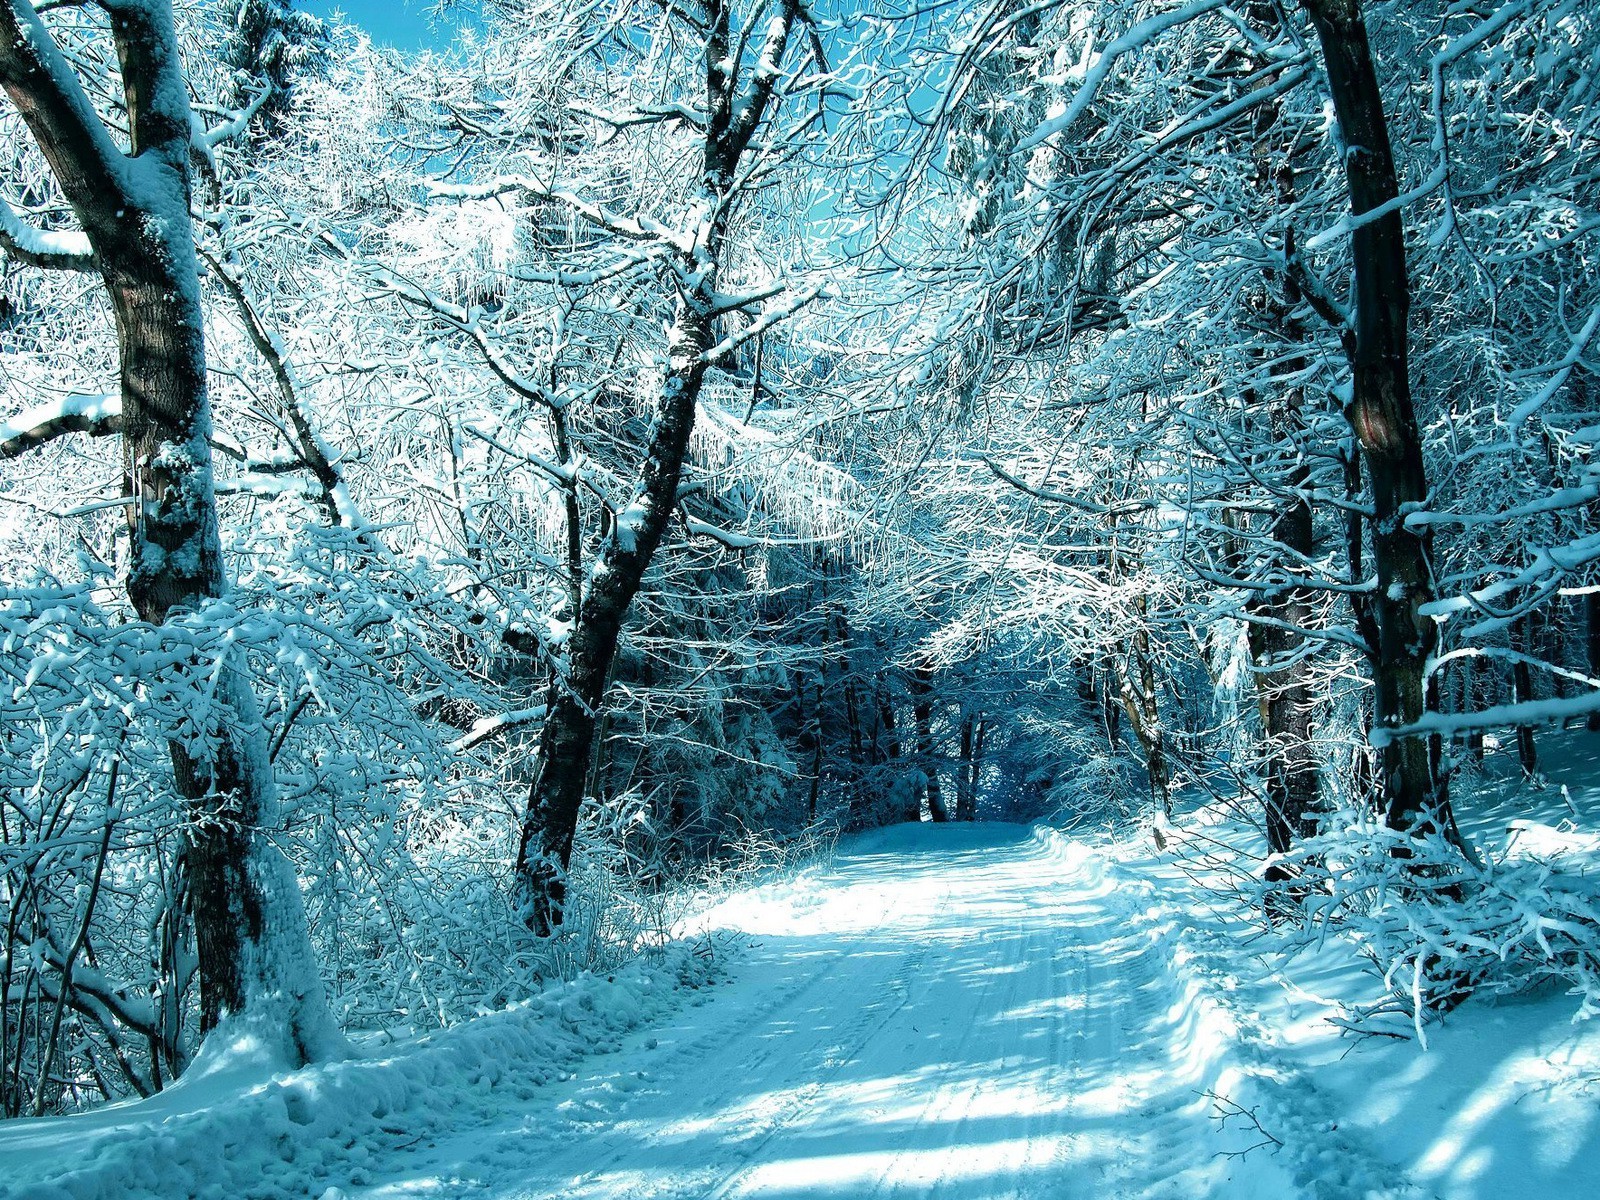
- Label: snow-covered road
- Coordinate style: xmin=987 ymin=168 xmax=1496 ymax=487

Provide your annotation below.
xmin=367 ymin=823 xmax=1304 ymax=1200
xmin=14 ymin=818 xmax=1600 ymax=1200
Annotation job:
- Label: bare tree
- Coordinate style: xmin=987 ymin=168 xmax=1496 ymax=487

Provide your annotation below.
xmin=1300 ymin=0 xmax=1457 ymax=844
xmin=0 ymin=0 xmax=337 ymax=1061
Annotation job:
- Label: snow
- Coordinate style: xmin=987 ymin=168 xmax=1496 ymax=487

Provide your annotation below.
xmin=0 ymin=945 xmax=726 ymax=1200
xmin=5 ymin=783 xmax=1599 ymax=1199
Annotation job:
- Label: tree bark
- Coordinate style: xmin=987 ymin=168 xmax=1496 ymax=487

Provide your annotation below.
xmin=1587 ymin=591 xmax=1600 ymax=732
xmin=1242 ymin=7 xmax=1322 ymax=875
xmin=1302 ymin=0 xmax=1455 ymax=841
xmin=1116 ymin=605 xmax=1170 ymax=817
xmin=1511 ymin=610 xmax=1538 ymax=775
xmin=0 ymin=0 xmax=337 ymax=1063
xmin=879 ymin=681 xmax=921 ymax=824
xmin=514 ymin=0 xmax=803 ymax=934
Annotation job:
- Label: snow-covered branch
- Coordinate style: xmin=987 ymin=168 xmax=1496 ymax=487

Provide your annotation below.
xmin=0 ymin=393 xmax=122 ymax=457
xmin=0 ymin=196 xmax=94 ymax=272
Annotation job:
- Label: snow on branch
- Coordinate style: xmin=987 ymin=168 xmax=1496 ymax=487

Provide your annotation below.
xmin=683 ymin=516 xmax=761 ymax=549
xmin=1016 ymin=0 xmax=1228 ymax=152
xmin=1506 ymin=299 xmax=1600 ymax=428
xmin=429 ymin=177 xmax=694 ymax=252
xmin=699 ymin=282 xmax=825 ymax=365
xmin=1374 ymin=689 xmax=1600 ymax=747
xmin=346 ymin=257 xmax=576 ymax=414
xmin=192 ymin=84 xmax=273 ymax=153
xmin=983 ymin=457 xmax=1151 ymax=517
xmin=1303 ymin=164 xmax=1448 ymax=253
xmin=569 ymin=98 xmax=708 ymax=134
xmin=452 ymin=705 xmax=548 ymax=752
xmin=0 ymin=196 xmax=94 ymax=272
xmin=682 ymin=515 xmax=840 ymax=550
xmin=0 ymin=393 xmax=122 ymax=458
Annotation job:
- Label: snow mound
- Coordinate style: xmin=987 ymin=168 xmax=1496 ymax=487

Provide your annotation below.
xmin=0 ymin=942 xmax=726 ymax=1200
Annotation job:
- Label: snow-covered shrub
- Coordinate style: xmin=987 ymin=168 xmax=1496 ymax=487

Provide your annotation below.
xmin=1274 ymin=814 xmax=1600 ymax=1039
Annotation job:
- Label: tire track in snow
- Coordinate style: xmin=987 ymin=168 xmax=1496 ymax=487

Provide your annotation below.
xmin=370 ymin=824 xmax=1424 ymax=1200
xmin=490 ymin=853 xmax=959 ymax=1199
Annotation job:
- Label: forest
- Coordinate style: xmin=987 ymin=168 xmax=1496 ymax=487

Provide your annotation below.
xmin=2 ymin=0 xmax=1599 ymax=1195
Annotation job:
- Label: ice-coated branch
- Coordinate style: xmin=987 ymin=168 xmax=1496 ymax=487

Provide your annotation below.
xmin=1015 ymin=0 xmax=1227 ymax=152
xmin=193 ymin=82 xmax=272 ymax=151
xmin=429 ymin=176 xmax=695 ymax=252
xmin=983 ymin=457 xmax=1152 ymax=517
xmin=700 ymin=281 xmax=825 ymax=365
xmin=453 ymin=705 xmax=549 ymax=752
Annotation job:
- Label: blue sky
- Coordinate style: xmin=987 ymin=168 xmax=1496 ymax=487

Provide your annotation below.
xmin=302 ymin=1 xmax=477 ymax=50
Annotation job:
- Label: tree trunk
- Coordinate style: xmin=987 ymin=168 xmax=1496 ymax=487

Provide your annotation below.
xmin=911 ymin=663 xmax=949 ymax=821
xmin=1302 ymin=0 xmax=1455 ymax=842
xmin=1587 ymin=591 xmax=1600 ymax=732
xmin=1511 ymin=611 xmax=1538 ymax=776
xmin=954 ymin=713 xmax=976 ymax=821
xmin=1242 ymin=1 xmax=1322 ymax=882
xmin=879 ymin=683 xmax=920 ymax=824
xmin=1116 ymin=608 xmax=1170 ymax=817
xmin=515 ymin=0 xmax=803 ymax=933
xmin=0 ymin=1 xmax=337 ymax=1063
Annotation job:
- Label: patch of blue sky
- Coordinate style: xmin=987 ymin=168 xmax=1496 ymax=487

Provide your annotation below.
xmin=301 ymin=0 xmax=480 ymax=51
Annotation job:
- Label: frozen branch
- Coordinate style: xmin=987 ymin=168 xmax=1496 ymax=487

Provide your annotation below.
xmin=1016 ymin=0 xmax=1228 ymax=152
xmin=699 ymin=281 xmax=825 ymax=365
xmin=453 ymin=705 xmax=549 ymax=752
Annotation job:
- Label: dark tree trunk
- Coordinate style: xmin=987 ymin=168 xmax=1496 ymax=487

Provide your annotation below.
xmin=1241 ymin=10 xmax=1322 ymax=875
xmin=879 ymin=683 xmax=920 ymax=824
xmin=0 ymin=1 xmax=336 ymax=1063
xmin=1302 ymin=0 xmax=1455 ymax=842
xmin=806 ymin=679 xmax=824 ymax=826
xmin=1117 ymin=609 xmax=1170 ymax=816
xmin=514 ymin=0 xmax=804 ymax=934
xmin=911 ymin=663 xmax=948 ymax=821
xmin=1511 ymin=612 xmax=1538 ymax=776
xmin=954 ymin=713 xmax=976 ymax=821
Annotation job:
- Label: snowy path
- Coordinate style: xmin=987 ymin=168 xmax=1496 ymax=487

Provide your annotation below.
xmin=361 ymin=824 xmax=1311 ymax=1200
xmin=17 ymin=818 xmax=1600 ymax=1200
xmin=11 ymin=817 xmax=1600 ymax=1200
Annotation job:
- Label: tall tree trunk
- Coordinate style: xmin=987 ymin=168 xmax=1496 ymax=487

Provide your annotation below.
xmin=911 ymin=663 xmax=949 ymax=821
xmin=1302 ymin=0 xmax=1455 ymax=842
xmin=514 ymin=0 xmax=804 ymax=934
xmin=1116 ymin=607 xmax=1170 ymax=816
xmin=1587 ymin=591 xmax=1600 ymax=732
xmin=879 ymin=682 xmax=920 ymax=824
xmin=1511 ymin=610 xmax=1539 ymax=776
xmin=0 ymin=1 xmax=337 ymax=1063
xmin=954 ymin=713 xmax=976 ymax=821
xmin=806 ymin=679 xmax=824 ymax=826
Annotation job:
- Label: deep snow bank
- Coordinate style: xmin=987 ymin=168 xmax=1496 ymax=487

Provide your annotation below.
xmin=1 ymin=942 xmax=726 ymax=1200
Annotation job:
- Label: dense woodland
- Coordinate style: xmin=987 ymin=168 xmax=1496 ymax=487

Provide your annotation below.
xmin=1 ymin=0 xmax=1597 ymax=1118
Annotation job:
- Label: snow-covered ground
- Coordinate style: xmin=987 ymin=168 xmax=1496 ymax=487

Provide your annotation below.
xmin=5 ymin=765 xmax=1600 ymax=1200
